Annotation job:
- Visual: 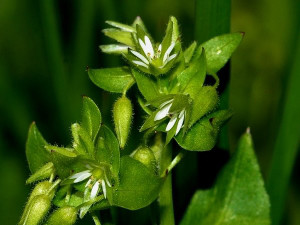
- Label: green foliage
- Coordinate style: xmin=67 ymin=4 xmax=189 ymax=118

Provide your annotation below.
xmin=88 ymin=67 xmax=135 ymax=93
xmin=180 ymin=131 xmax=271 ymax=225
xmin=26 ymin=123 xmax=51 ymax=173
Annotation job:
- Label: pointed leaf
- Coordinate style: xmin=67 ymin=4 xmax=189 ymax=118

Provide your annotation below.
xmin=26 ymin=162 xmax=54 ymax=184
xmin=88 ymin=67 xmax=135 ymax=93
xmin=184 ymin=41 xmax=197 ymax=64
xmin=106 ymin=20 xmax=135 ymax=32
xmin=71 ymin=123 xmax=94 ymax=156
xmin=180 ymin=131 xmax=271 ymax=225
xmin=102 ymin=28 xmax=134 ymax=47
xmin=81 ymin=96 xmax=101 ymax=141
xmin=26 ymin=122 xmax=50 ymax=173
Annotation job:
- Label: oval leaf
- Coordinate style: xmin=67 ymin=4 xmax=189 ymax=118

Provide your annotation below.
xmin=200 ymin=32 xmax=243 ymax=74
xmin=88 ymin=67 xmax=135 ymax=93
xmin=112 ymin=156 xmax=163 ymax=210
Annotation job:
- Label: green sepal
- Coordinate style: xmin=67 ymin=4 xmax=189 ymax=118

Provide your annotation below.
xmin=45 ymin=206 xmax=78 ymax=225
xmin=45 ymin=145 xmax=77 ymax=158
xmin=112 ymin=156 xmax=163 ymax=210
xmin=188 ymin=86 xmax=219 ymax=128
xmin=106 ymin=20 xmax=135 ymax=32
xmin=26 ymin=122 xmax=51 ymax=173
xmin=180 ymin=131 xmax=271 ymax=225
xmin=53 ymin=187 xmax=84 ymax=208
xmin=132 ymin=68 xmax=161 ymax=101
xmin=95 ymin=125 xmax=120 ymax=179
xmin=71 ymin=123 xmax=94 ymax=156
xmin=132 ymin=16 xmax=148 ymax=34
xmin=81 ymin=96 xmax=101 ymax=142
xmin=184 ymin=41 xmax=197 ymax=64
xmin=131 ymin=146 xmax=157 ymax=172
xmin=26 ymin=162 xmax=55 ymax=184
xmin=176 ymin=110 xmax=232 ymax=151
xmin=102 ymin=28 xmax=135 ymax=47
xmin=88 ymin=67 xmax=135 ymax=93
xmin=200 ymin=32 xmax=244 ymax=74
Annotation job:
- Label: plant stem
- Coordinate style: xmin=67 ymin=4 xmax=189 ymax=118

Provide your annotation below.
xmin=161 ymin=151 xmax=186 ymax=178
xmin=153 ymin=133 xmax=175 ymax=225
xmin=91 ymin=212 xmax=101 ymax=225
xmin=267 ymin=31 xmax=300 ymax=225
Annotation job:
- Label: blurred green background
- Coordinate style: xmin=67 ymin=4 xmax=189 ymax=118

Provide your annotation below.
xmin=0 ymin=0 xmax=299 ymax=224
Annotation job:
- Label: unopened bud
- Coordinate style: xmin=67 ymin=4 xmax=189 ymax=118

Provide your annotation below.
xmin=132 ymin=146 xmax=157 ymax=172
xmin=20 ymin=195 xmax=51 ymax=225
xmin=113 ymin=96 xmax=133 ymax=148
xmin=45 ymin=206 xmax=77 ymax=225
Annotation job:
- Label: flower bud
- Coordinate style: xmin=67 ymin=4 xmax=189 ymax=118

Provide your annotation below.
xmin=113 ymin=95 xmax=133 ymax=148
xmin=20 ymin=181 xmax=54 ymax=224
xmin=20 ymin=195 xmax=51 ymax=225
xmin=132 ymin=146 xmax=157 ymax=172
xmin=45 ymin=207 xmax=77 ymax=225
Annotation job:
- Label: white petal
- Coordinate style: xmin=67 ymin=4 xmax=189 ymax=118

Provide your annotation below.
xmin=139 ymin=38 xmax=148 ymax=56
xmin=74 ymin=172 xmax=92 ymax=183
xmin=102 ymin=180 xmax=107 ymax=199
xmin=130 ymin=50 xmax=149 ymax=64
xmin=164 ymin=54 xmax=177 ymax=65
xmin=85 ymin=179 xmax=92 ymax=188
xmin=175 ymin=112 xmax=185 ymax=135
xmin=163 ymin=42 xmax=175 ymax=63
xmin=159 ymin=99 xmax=173 ymax=108
xmin=132 ymin=60 xmax=149 ymax=68
xmin=158 ymin=44 xmax=162 ymax=52
xmin=166 ymin=115 xmax=177 ymax=131
xmin=144 ymin=36 xmax=154 ymax=58
xmin=105 ymin=174 xmax=112 ymax=187
xmin=69 ymin=170 xmax=91 ymax=179
xmin=154 ymin=102 xmax=172 ymax=121
xmin=90 ymin=181 xmax=100 ymax=199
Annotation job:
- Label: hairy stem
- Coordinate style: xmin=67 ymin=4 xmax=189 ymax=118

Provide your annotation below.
xmin=153 ymin=133 xmax=175 ymax=225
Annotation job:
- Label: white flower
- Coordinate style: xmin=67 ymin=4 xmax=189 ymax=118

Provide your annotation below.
xmin=130 ymin=35 xmax=177 ymax=69
xmin=154 ymin=100 xmax=185 ymax=135
xmin=68 ymin=166 xmax=111 ymax=200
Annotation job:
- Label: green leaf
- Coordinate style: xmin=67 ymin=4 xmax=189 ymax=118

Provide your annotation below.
xmin=53 ymin=188 xmax=84 ymax=208
xmin=184 ymin=41 xmax=197 ymax=64
xmin=26 ymin=122 xmax=50 ymax=173
xmin=106 ymin=20 xmax=135 ymax=32
xmin=180 ymin=131 xmax=271 ymax=225
xmin=81 ymin=96 xmax=101 ymax=141
xmin=112 ymin=156 xmax=163 ymax=210
xmin=132 ymin=68 xmax=160 ymax=101
xmin=26 ymin=162 xmax=54 ymax=184
xmin=189 ymin=86 xmax=219 ymax=127
xmin=176 ymin=110 xmax=232 ymax=151
xmin=102 ymin=28 xmax=134 ymax=47
xmin=200 ymin=32 xmax=243 ymax=74
xmin=178 ymin=48 xmax=206 ymax=95
xmin=88 ymin=67 xmax=135 ymax=93
xmin=99 ymin=44 xmax=128 ymax=54
xmin=95 ymin=125 xmax=120 ymax=178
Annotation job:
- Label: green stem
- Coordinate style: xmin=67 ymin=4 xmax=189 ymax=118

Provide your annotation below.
xmin=161 ymin=151 xmax=186 ymax=178
xmin=154 ymin=134 xmax=175 ymax=225
xmin=91 ymin=212 xmax=101 ymax=225
xmin=267 ymin=31 xmax=300 ymax=225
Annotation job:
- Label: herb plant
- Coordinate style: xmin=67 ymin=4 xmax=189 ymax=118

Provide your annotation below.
xmin=19 ymin=16 xmax=271 ymax=225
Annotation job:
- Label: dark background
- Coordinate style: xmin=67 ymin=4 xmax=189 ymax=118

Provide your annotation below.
xmin=0 ymin=0 xmax=299 ymax=224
